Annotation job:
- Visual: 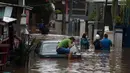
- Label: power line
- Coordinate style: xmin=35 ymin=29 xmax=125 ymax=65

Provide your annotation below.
xmin=28 ymin=3 xmax=50 ymax=7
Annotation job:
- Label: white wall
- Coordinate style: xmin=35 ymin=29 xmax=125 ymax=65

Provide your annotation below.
xmin=114 ymin=29 xmax=123 ymax=49
xmin=88 ymin=24 xmax=93 ymax=40
xmin=55 ymin=21 xmax=62 ymax=34
xmin=55 ymin=14 xmax=69 ymax=35
xmin=80 ymin=19 xmax=86 ymax=37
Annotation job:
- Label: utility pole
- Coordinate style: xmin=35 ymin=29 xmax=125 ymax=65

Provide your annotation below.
xmin=20 ymin=0 xmax=29 ymax=35
xmin=62 ymin=0 xmax=66 ymax=35
xmin=103 ymin=0 xmax=108 ymax=36
xmin=68 ymin=0 xmax=73 ymax=36
xmin=20 ymin=0 xmax=29 ymax=43
xmin=113 ymin=0 xmax=118 ymax=47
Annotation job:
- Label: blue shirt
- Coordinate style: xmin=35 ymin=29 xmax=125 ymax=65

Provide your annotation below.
xmin=38 ymin=23 xmax=44 ymax=29
xmin=100 ymin=38 xmax=112 ymax=51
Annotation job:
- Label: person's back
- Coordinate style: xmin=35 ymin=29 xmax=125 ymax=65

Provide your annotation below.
xmin=56 ymin=37 xmax=75 ymax=54
xmin=80 ymin=38 xmax=88 ymax=45
xmin=94 ymin=34 xmax=101 ymax=50
xmin=80 ymin=38 xmax=89 ymax=48
xmin=100 ymin=34 xmax=112 ymax=51
xmin=80 ymin=33 xmax=89 ymax=50
xmin=94 ymin=39 xmax=101 ymax=50
xmin=58 ymin=39 xmax=71 ymax=48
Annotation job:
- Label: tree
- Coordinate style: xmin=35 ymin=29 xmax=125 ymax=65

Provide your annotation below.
xmin=26 ymin=0 xmax=54 ymax=25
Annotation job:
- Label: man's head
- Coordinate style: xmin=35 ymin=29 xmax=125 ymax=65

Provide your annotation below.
xmin=104 ymin=34 xmax=108 ymax=38
xmin=82 ymin=33 xmax=87 ymax=38
xmin=95 ymin=34 xmax=100 ymax=40
xmin=69 ymin=37 xmax=75 ymax=43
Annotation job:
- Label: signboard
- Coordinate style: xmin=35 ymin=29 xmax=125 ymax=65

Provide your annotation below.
xmin=4 ymin=6 xmax=13 ymax=17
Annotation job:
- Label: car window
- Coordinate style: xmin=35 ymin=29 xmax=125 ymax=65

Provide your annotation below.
xmin=40 ymin=43 xmax=58 ymax=53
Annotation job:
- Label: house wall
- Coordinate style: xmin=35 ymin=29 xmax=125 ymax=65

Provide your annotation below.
xmin=55 ymin=21 xmax=62 ymax=34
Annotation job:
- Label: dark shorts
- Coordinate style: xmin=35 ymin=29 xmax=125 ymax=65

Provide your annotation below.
xmin=56 ymin=48 xmax=70 ymax=54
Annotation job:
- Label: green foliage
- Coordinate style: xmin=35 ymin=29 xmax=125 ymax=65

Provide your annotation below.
xmin=111 ymin=0 xmax=115 ymax=18
xmin=12 ymin=37 xmax=38 ymax=67
xmin=114 ymin=16 xmax=122 ymax=25
xmin=32 ymin=3 xmax=54 ymax=24
xmin=26 ymin=0 xmax=54 ymax=24
xmin=88 ymin=10 xmax=96 ymax=21
xmin=112 ymin=0 xmax=130 ymax=25
xmin=55 ymin=9 xmax=62 ymax=14
xmin=126 ymin=0 xmax=130 ymax=8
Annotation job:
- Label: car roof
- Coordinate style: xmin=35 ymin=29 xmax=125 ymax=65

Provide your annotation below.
xmin=41 ymin=40 xmax=61 ymax=43
xmin=31 ymin=34 xmax=80 ymax=40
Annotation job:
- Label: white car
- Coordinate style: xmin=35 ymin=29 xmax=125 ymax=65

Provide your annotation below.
xmin=35 ymin=40 xmax=81 ymax=58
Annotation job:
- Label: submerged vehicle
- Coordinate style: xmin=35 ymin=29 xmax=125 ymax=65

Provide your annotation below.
xmin=35 ymin=40 xmax=81 ymax=58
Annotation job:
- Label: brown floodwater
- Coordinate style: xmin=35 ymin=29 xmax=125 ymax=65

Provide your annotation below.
xmin=2 ymin=48 xmax=130 ymax=73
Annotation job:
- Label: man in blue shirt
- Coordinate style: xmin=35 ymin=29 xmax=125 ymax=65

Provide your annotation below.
xmin=38 ymin=23 xmax=44 ymax=31
xmin=100 ymin=34 xmax=112 ymax=52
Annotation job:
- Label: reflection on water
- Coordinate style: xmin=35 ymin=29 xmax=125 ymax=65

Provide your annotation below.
xmin=121 ymin=48 xmax=130 ymax=73
xmin=29 ymin=49 xmax=123 ymax=73
xmin=4 ymin=48 xmax=130 ymax=73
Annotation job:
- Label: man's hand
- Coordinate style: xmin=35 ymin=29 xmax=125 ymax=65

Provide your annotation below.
xmin=69 ymin=43 xmax=75 ymax=48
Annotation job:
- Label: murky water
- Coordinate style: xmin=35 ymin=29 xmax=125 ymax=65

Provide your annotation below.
xmin=3 ymin=48 xmax=130 ymax=73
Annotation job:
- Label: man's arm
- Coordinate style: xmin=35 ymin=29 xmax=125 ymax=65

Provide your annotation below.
xmin=68 ymin=41 xmax=74 ymax=48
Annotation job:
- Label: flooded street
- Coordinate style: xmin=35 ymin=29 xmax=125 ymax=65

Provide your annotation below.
xmin=4 ymin=48 xmax=130 ymax=73
xmin=26 ymin=48 xmax=129 ymax=73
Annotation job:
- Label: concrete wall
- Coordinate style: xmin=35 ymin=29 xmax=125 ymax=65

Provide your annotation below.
xmin=55 ymin=21 xmax=62 ymax=34
xmin=80 ymin=19 xmax=86 ymax=37
xmin=88 ymin=24 xmax=93 ymax=40
xmin=114 ymin=29 xmax=123 ymax=48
